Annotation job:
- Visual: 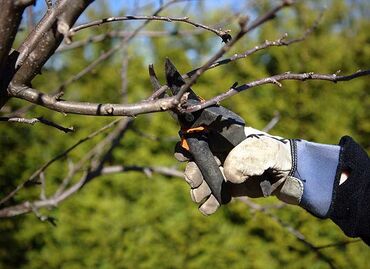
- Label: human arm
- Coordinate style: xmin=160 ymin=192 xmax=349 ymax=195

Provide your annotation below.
xmin=175 ymin=128 xmax=370 ymax=244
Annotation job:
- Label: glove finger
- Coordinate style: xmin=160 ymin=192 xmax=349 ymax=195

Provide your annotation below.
xmin=224 ymin=136 xmax=278 ymax=184
xmin=184 ymin=161 xmax=203 ymax=188
xmin=190 ymin=180 xmax=211 ymax=203
xmin=199 ymin=195 xmax=220 ymax=215
xmin=174 ymin=142 xmax=192 ymax=162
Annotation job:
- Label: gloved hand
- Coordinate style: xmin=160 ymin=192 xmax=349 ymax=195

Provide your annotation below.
xmin=175 ymin=127 xmax=340 ymax=217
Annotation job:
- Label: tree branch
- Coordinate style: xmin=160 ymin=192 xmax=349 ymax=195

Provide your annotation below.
xmin=8 ymin=85 xmax=179 ymax=116
xmin=101 ymin=165 xmax=183 ymax=178
xmin=0 ymin=117 xmax=124 ymax=206
xmin=0 ymin=0 xmax=35 ymax=70
xmin=0 ymin=164 xmax=182 ymax=217
xmin=186 ymin=69 xmax=370 ymax=112
xmin=0 ymin=116 xmax=74 ymax=133
xmin=175 ymin=0 xmax=294 ymax=101
xmin=183 ymin=10 xmax=323 ymax=79
xmin=0 ymin=0 xmax=35 ymax=107
xmin=53 ymin=0 xmax=189 ymax=93
xmin=69 ymin=15 xmax=231 ymax=42
xmin=16 ymin=0 xmax=70 ymax=68
xmin=262 ymin=112 xmax=280 ymax=132
xmin=10 ymin=0 xmax=94 ymax=87
xmin=238 ymin=197 xmax=338 ymax=269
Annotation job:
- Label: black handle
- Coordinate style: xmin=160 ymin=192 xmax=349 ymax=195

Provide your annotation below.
xmin=186 ymin=136 xmax=231 ymax=205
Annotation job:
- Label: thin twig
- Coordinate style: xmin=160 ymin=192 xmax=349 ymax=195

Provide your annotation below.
xmin=0 ymin=116 xmax=74 ymax=133
xmin=121 ymin=45 xmax=129 ymax=103
xmin=0 ymin=163 xmax=183 ymax=217
xmin=262 ymin=112 xmax=280 ymax=132
xmin=101 ymin=165 xmax=183 ymax=178
xmin=238 ymin=197 xmax=337 ymax=269
xmin=54 ymin=0 xmax=188 ymax=93
xmin=0 ymin=117 xmax=124 ymax=206
xmin=54 ymin=159 xmax=75 ymax=197
xmin=39 ymin=172 xmax=46 ymax=200
xmin=175 ymin=0 xmax=294 ymax=102
xmin=69 ymin=15 xmax=231 ymax=42
xmin=184 ymin=10 xmax=323 ymax=79
xmin=314 ymin=239 xmax=361 ymax=250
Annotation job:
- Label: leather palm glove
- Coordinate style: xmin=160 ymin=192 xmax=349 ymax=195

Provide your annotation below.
xmin=175 ymin=127 xmax=340 ymax=217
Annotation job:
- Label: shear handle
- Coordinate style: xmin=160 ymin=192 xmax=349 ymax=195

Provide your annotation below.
xmin=186 ymin=135 xmax=231 ymax=205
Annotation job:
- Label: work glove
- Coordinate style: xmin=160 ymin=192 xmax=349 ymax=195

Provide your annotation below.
xmin=175 ymin=127 xmax=340 ymax=217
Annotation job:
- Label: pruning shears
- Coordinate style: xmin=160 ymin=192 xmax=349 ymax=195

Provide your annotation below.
xmin=149 ymin=58 xmax=247 ymax=205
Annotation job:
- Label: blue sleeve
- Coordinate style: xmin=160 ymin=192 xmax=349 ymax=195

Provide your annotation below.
xmin=291 ymin=140 xmax=340 ymax=217
xmin=292 ymin=137 xmax=370 ymax=245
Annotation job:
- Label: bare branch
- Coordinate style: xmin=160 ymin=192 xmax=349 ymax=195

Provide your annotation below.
xmin=121 ymin=45 xmax=129 ymax=103
xmin=175 ymin=0 xmax=293 ymax=101
xmin=8 ymin=85 xmax=179 ymax=116
xmin=0 ymin=0 xmax=34 ymax=69
xmin=69 ymin=15 xmax=231 ymax=42
xmin=101 ymin=165 xmax=183 ymax=178
xmin=186 ymin=70 xmax=370 ymax=112
xmin=0 ymin=164 xmax=182 ymax=218
xmin=39 ymin=172 xmax=46 ymax=200
xmin=53 ymin=0 xmax=188 ymax=94
xmin=9 ymin=68 xmax=369 ymax=118
xmin=0 ymin=116 xmax=74 ymax=133
xmin=314 ymin=239 xmax=361 ymax=250
xmin=184 ymin=10 xmax=323 ymax=79
xmin=262 ymin=112 xmax=280 ymax=132
xmin=238 ymin=197 xmax=338 ymax=269
xmin=10 ymin=0 xmax=93 ymax=87
xmin=0 ymin=117 xmax=124 ymax=206
xmin=0 ymin=0 xmax=35 ymax=107
xmin=15 ymin=0 xmax=70 ymax=68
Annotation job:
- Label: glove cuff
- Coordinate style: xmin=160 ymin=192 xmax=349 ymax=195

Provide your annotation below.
xmin=291 ymin=139 xmax=340 ymax=218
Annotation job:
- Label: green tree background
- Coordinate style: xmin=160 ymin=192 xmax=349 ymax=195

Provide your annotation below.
xmin=0 ymin=0 xmax=369 ymax=268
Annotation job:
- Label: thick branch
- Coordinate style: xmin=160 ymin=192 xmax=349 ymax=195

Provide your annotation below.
xmin=0 ymin=0 xmax=34 ymax=66
xmin=8 ymin=85 xmax=179 ymax=116
xmin=0 ymin=0 xmax=35 ymax=107
xmin=186 ymin=70 xmax=370 ymax=112
xmin=16 ymin=0 xmax=70 ymax=68
xmin=0 ymin=0 xmax=34 ymax=68
xmin=11 ymin=0 xmax=94 ymax=87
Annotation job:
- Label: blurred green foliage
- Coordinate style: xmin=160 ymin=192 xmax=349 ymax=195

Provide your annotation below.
xmin=1 ymin=1 xmax=369 ymax=268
